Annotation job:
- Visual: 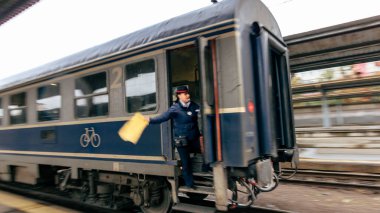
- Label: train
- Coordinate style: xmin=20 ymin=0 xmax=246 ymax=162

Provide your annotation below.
xmin=0 ymin=0 xmax=297 ymax=212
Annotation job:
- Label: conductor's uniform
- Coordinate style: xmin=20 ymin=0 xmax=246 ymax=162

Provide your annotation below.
xmin=149 ymin=87 xmax=200 ymax=188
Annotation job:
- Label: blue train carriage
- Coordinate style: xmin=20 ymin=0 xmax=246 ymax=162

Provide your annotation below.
xmin=0 ymin=0 xmax=297 ymax=212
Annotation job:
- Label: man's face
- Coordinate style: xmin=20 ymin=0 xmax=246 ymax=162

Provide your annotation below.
xmin=178 ymin=92 xmax=190 ymax=103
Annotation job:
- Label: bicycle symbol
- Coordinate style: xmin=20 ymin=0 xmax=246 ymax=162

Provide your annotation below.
xmin=80 ymin=127 xmax=101 ymax=148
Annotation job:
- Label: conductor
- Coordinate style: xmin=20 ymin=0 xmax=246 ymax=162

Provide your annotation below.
xmin=147 ymin=86 xmax=201 ymax=189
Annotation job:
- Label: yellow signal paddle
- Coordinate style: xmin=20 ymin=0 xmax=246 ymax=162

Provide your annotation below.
xmin=118 ymin=112 xmax=149 ymax=144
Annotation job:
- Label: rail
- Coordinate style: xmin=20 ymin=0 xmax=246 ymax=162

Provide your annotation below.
xmin=281 ymin=169 xmax=380 ymax=189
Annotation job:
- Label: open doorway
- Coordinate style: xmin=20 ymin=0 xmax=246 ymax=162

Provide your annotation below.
xmin=167 ymin=45 xmax=200 ymax=104
xmin=167 ymin=45 xmax=207 ymax=173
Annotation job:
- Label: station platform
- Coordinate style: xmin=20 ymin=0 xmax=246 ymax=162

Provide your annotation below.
xmin=0 ymin=190 xmax=79 ymax=213
xmin=290 ymin=125 xmax=380 ymax=173
xmin=255 ymin=182 xmax=380 ymax=213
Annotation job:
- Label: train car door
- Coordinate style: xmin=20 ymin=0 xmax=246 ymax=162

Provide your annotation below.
xmin=196 ymin=38 xmax=216 ymax=164
xmin=197 ymin=37 xmax=229 ymax=211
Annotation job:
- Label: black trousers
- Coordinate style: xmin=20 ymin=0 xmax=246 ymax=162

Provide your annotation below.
xmin=176 ymin=138 xmax=200 ymax=187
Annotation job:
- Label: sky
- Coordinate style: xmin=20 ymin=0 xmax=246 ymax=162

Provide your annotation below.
xmin=0 ymin=0 xmax=380 ymax=81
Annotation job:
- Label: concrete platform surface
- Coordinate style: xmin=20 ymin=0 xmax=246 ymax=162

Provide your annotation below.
xmin=255 ymin=182 xmax=380 ymax=213
xmin=0 ymin=190 xmax=80 ymax=213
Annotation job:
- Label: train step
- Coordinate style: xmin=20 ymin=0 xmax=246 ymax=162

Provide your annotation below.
xmin=193 ymin=171 xmax=213 ymax=177
xmin=194 ymin=179 xmax=213 ymax=187
xmin=178 ymin=185 xmax=215 ymax=195
xmin=172 ymin=203 xmax=215 ymax=213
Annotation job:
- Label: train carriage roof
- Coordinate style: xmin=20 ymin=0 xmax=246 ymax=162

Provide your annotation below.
xmin=0 ymin=0 xmax=279 ymax=92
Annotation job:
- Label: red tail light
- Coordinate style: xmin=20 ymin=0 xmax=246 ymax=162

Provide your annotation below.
xmin=248 ymin=100 xmax=255 ymax=113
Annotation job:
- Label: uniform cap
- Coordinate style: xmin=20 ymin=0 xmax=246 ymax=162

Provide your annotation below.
xmin=175 ymin=85 xmax=189 ymax=94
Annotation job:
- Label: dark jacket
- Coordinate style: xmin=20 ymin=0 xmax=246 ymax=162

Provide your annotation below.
xmin=149 ymin=101 xmax=200 ymax=141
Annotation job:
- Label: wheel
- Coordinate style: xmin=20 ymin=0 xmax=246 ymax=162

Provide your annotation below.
xmin=80 ymin=134 xmax=89 ymax=147
xmin=92 ymin=134 xmax=101 ymax=147
xmin=140 ymin=182 xmax=172 ymax=213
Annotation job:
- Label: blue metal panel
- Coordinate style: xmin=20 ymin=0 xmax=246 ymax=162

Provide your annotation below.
xmin=0 ymin=121 xmax=163 ymax=157
xmin=220 ymin=113 xmax=244 ymax=167
xmin=203 ymin=115 xmax=216 ymax=164
xmin=204 ymin=112 xmax=260 ymax=167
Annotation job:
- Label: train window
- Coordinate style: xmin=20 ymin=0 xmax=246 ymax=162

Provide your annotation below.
xmin=125 ymin=59 xmax=156 ymax=113
xmin=75 ymin=72 xmax=109 ymax=118
xmin=9 ymin=92 xmax=27 ymax=125
xmin=37 ymin=84 xmax=61 ymax=122
xmin=0 ymin=97 xmax=3 ymax=125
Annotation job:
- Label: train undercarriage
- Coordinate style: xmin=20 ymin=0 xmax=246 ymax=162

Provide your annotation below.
xmin=0 ymin=158 xmax=283 ymax=213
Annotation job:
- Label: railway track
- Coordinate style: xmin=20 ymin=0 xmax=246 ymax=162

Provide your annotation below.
xmin=281 ymin=169 xmax=380 ymax=189
xmin=174 ymin=196 xmax=291 ymax=213
xmin=2 ymin=170 xmax=378 ymax=212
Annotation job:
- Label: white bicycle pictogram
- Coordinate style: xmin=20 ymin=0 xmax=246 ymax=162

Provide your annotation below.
xmin=80 ymin=127 xmax=101 ymax=148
